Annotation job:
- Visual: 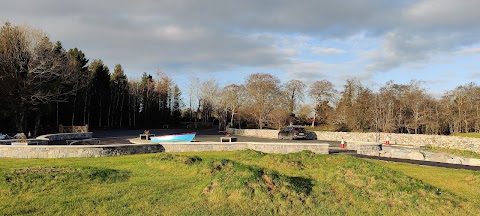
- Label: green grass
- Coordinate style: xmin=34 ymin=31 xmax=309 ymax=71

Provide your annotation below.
xmin=425 ymin=146 xmax=480 ymax=159
xmin=451 ymin=132 xmax=480 ymax=138
xmin=304 ymin=125 xmax=337 ymax=132
xmin=370 ymin=160 xmax=480 ymax=204
xmin=0 ymin=151 xmax=479 ymax=215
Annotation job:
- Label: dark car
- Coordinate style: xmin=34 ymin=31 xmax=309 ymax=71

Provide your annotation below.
xmin=278 ymin=126 xmax=307 ymax=140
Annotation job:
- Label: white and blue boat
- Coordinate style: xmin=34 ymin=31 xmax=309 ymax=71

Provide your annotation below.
xmin=150 ymin=132 xmax=196 ymax=143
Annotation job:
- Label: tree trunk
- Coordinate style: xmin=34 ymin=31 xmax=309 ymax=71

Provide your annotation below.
xmin=83 ymin=94 xmax=88 ymax=125
xmin=71 ymin=91 xmax=77 ymax=126
xmin=33 ymin=112 xmax=41 ymax=137
xmin=119 ymin=92 xmax=125 ymax=127
xmin=15 ymin=112 xmax=25 ymax=132
xmin=230 ymin=107 xmax=235 ymax=127
xmin=311 ymin=112 xmax=316 ymax=127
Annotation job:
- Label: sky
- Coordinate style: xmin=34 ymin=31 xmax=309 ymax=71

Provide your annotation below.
xmin=1 ymin=0 xmax=480 ymax=98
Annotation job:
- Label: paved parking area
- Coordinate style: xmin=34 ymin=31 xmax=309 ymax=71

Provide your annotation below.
xmin=91 ymin=128 xmax=342 ymax=147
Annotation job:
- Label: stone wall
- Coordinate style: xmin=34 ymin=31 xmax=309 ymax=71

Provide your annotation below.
xmin=161 ymin=142 xmax=329 ymax=154
xmin=346 ymin=142 xmax=382 ymax=155
xmin=36 ymin=132 xmax=93 ymax=141
xmin=0 ymin=142 xmax=329 ymax=158
xmin=0 ymin=139 xmax=49 ymax=145
xmin=59 ymin=125 xmax=89 ymax=133
xmin=228 ymin=128 xmax=480 ymax=153
xmin=0 ymin=144 xmax=164 ymax=158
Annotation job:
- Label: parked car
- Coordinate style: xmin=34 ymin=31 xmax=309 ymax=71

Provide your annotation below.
xmin=278 ymin=126 xmax=307 ymax=140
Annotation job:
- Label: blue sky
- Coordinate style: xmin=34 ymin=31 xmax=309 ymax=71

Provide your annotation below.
xmin=1 ymin=0 xmax=480 ymax=99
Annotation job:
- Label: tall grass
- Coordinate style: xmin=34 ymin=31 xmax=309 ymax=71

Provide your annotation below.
xmin=0 ymin=151 xmax=478 ymax=215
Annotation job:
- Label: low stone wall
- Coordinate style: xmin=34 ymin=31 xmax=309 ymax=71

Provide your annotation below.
xmin=0 ymin=144 xmax=164 ymax=158
xmin=161 ymin=142 xmax=329 ymax=154
xmin=367 ymin=146 xmax=480 ymax=166
xmin=228 ymin=128 xmax=480 ymax=153
xmin=36 ymin=132 xmax=93 ymax=141
xmin=346 ymin=142 xmax=382 ymax=155
xmin=162 ymin=143 xmax=246 ymax=152
xmin=0 ymin=139 xmax=49 ymax=145
xmin=59 ymin=125 xmax=89 ymax=133
xmin=0 ymin=142 xmax=329 ymax=158
xmin=228 ymin=129 xmax=279 ymax=139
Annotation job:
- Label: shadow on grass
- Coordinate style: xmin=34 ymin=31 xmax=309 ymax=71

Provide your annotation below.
xmin=2 ymin=166 xmax=131 ymax=194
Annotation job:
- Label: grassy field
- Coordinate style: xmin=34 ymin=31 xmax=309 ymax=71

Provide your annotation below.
xmin=452 ymin=132 xmax=480 ymax=138
xmin=0 ymin=151 xmax=479 ymax=215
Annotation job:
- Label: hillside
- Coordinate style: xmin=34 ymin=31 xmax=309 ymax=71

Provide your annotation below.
xmin=0 ymin=151 xmax=478 ymax=215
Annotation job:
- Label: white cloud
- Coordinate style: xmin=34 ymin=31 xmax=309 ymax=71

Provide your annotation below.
xmin=455 ymin=47 xmax=480 ymax=55
xmin=1 ymin=0 xmax=480 ymax=84
xmin=312 ymin=48 xmax=346 ymax=55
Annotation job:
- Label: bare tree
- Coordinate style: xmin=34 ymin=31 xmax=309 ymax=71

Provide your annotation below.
xmin=220 ymin=84 xmax=244 ymax=129
xmin=284 ymin=79 xmax=306 ymax=114
xmin=244 ymin=73 xmax=281 ymax=129
xmin=188 ymin=76 xmax=200 ymax=128
xmin=0 ymin=22 xmax=72 ymax=133
xmin=308 ymin=80 xmax=336 ymax=127
xmin=199 ymin=79 xmax=219 ymax=125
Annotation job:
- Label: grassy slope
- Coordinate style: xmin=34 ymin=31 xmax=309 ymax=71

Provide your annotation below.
xmin=0 ymin=151 xmax=478 ymax=215
xmin=369 ymin=160 xmax=480 ymax=204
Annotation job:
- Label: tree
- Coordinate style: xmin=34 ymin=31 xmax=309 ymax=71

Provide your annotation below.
xmin=0 ymin=22 xmax=72 ymax=133
xmin=88 ymin=59 xmax=110 ymax=127
xmin=284 ymin=79 xmax=306 ymax=114
xmin=308 ymin=80 xmax=336 ymax=127
xmin=171 ymin=85 xmax=183 ymax=123
xmin=109 ymin=64 xmax=128 ymax=127
xmin=221 ymin=84 xmax=244 ymax=128
xmin=244 ymin=73 xmax=281 ymax=129
xmin=188 ymin=76 xmax=200 ymax=127
xmin=65 ymin=47 xmax=89 ymax=126
xmin=199 ymin=79 xmax=219 ymax=125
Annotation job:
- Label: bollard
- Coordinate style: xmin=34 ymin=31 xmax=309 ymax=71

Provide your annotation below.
xmin=385 ymin=135 xmax=390 ymax=145
xmin=341 ymin=138 xmax=345 ymax=149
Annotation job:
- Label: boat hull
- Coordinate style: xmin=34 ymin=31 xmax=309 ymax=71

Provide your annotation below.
xmin=150 ymin=132 xmax=196 ymax=143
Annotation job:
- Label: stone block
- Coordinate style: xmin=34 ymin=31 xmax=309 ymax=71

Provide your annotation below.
xmin=406 ymin=152 xmax=425 ymax=160
xmin=466 ymin=158 xmax=480 ymax=166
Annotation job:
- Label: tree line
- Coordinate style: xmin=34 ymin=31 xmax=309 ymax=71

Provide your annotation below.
xmin=1 ymin=22 xmax=480 ymax=135
xmin=0 ymin=22 xmax=182 ymax=135
xmin=212 ymin=74 xmax=480 ymax=135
